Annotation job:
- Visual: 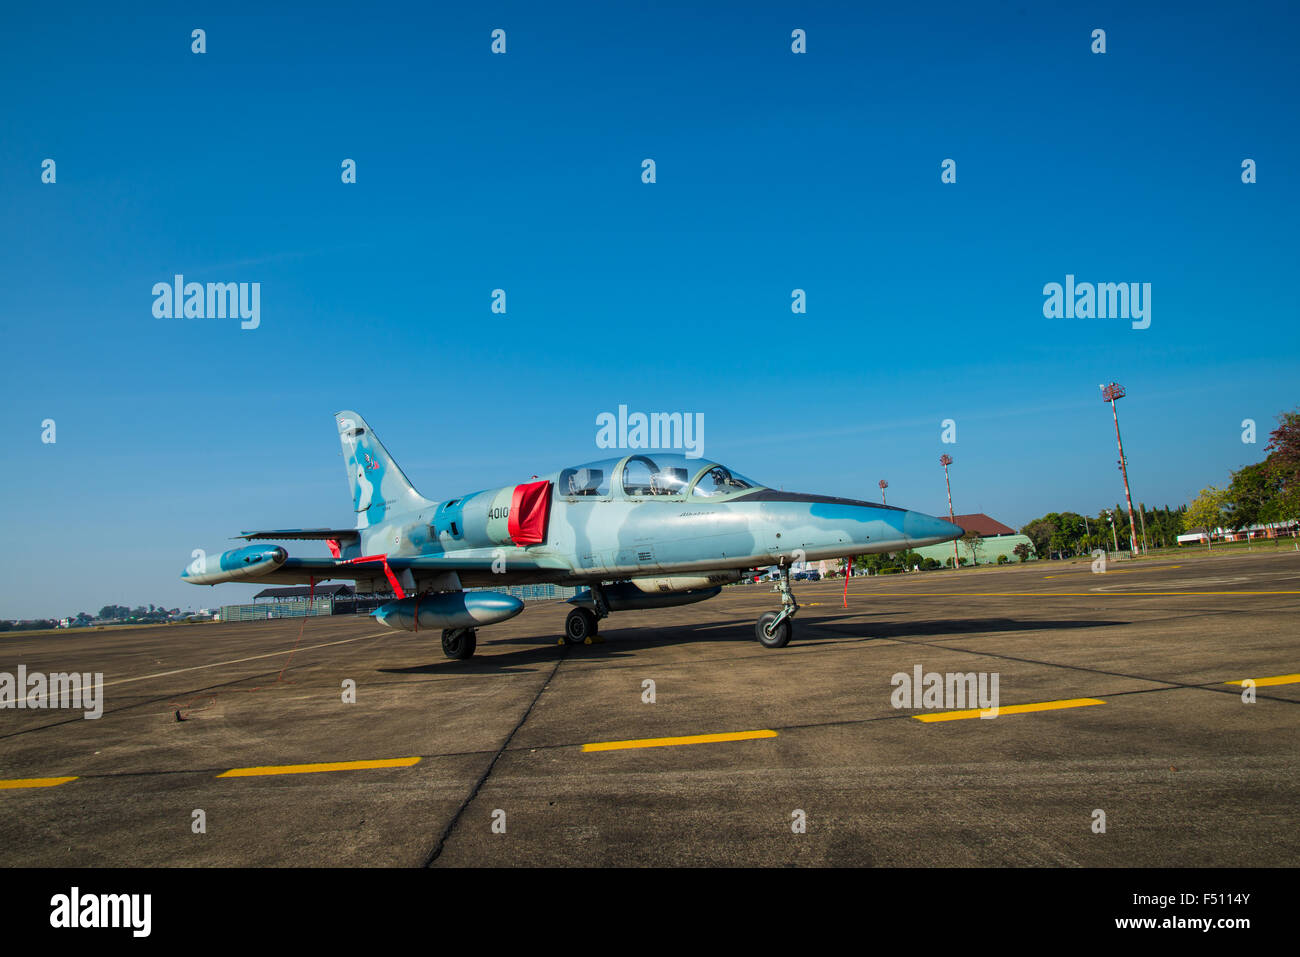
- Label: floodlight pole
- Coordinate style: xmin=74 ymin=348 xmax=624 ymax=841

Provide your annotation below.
xmin=1102 ymin=383 xmax=1140 ymax=557
xmin=878 ymin=479 xmax=888 ymax=506
xmin=940 ymin=454 xmax=959 ymax=570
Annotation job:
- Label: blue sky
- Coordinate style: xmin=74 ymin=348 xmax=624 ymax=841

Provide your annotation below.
xmin=2 ymin=1 xmax=1297 ymax=618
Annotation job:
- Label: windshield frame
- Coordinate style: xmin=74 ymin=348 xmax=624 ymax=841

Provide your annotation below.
xmin=554 ymin=454 xmax=765 ymax=502
xmin=685 ymin=462 xmax=761 ymax=499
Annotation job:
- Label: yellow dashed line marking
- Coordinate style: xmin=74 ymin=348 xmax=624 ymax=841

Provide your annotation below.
xmin=217 ymin=757 xmax=421 ymax=778
xmin=0 ymin=776 xmax=78 ymax=790
xmin=913 ymin=697 xmax=1106 ymax=722
xmin=582 ymin=729 xmax=778 ymax=752
xmin=1225 ymin=674 xmax=1300 ymax=688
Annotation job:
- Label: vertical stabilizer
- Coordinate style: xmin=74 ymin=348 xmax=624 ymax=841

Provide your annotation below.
xmin=335 ymin=410 xmax=429 ymax=528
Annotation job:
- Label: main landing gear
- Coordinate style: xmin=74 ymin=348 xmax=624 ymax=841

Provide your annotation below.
xmin=441 ymin=628 xmax=477 ymax=660
xmin=756 ymin=563 xmax=799 ymax=648
xmin=563 ymin=584 xmax=609 ymax=645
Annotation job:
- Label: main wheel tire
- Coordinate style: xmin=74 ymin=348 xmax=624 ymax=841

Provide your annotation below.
xmin=441 ymin=628 xmax=477 ymax=659
xmin=755 ymin=612 xmax=792 ymax=648
xmin=564 ymin=608 xmax=597 ymax=645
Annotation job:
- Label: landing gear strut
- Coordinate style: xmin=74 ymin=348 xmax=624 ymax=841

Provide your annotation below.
xmin=441 ymin=628 xmax=477 ymax=659
xmin=756 ymin=563 xmax=798 ymax=648
xmin=563 ymin=584 xmax=609 ymax=645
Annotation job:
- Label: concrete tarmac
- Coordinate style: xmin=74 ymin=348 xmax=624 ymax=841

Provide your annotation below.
xmin=1 ymin=550 xmax=1296 ymax=866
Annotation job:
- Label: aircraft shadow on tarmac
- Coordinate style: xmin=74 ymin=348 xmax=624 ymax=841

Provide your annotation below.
xmin=379 ymin=620 xmax=769 ymax=674
xmin=378 ymin=615 xmax=1129 ymax=674
xmin=800 ymin=615 xmax=1131 ymax=643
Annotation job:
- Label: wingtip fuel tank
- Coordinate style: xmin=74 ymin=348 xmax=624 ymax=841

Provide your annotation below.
xmin=181 ymin=545 xmax=288 ymax=585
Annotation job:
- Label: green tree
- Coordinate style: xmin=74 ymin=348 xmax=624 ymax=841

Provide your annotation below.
xmin=1264 ymin=409 xmax=1300 ymax=521
xmin=1147 ymin=505 xmax=1180 ymax=548
xmin=1022 ymin=515 xmax=1058 ymax=559
xmin=1184 ymin=486 xmax=1229 ymax=549
xmin=1049 ymin=511 xmax=1087 ymax=557
xmin=1226 ymin=462 xmax=1282 ymax=532
xmin=896 ymin=549 xmax=923 ymax=569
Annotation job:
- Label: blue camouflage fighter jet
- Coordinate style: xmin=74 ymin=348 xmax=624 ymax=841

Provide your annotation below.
xmin=184 ymin=411 xmax=963 ymax=659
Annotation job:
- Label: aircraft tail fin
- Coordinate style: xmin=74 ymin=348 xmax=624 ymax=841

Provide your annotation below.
xmin=334 ymin=411 xmax=430 ymax=528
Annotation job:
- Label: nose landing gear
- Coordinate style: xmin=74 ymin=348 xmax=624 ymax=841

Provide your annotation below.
xmin=563 ymin=583 xmax=609 ymax=645
xmin=756 ymin=564 xmax=799 ymax=648
xmin=564 ymin=607 xmax=598 ymax=643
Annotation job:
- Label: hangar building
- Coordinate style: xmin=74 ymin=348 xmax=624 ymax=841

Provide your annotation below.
xmin=912 ymin=513 xmax=1037 ymax=566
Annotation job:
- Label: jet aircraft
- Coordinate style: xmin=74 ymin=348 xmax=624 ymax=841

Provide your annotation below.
xmin=183 ymin=411 xmax=964 ymax=659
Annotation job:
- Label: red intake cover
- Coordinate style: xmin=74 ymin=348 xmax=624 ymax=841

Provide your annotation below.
xmin=508 ymin=480 xmax=552 ymax=546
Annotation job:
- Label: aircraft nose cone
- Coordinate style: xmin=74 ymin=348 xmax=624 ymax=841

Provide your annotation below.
xmin=904 ymin=510 xmax=964 ymax=546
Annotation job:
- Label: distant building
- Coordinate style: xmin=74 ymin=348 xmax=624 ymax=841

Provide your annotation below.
xmin=913 ymin=512 xmax=1036 ymax=566
xmin=220 ymin=584 xmax=355 ymax=622
xmin=950 ymin=513 xmax=1016 ymax=537
xmin=1178 ymin=522 xmax=1298 ymax=545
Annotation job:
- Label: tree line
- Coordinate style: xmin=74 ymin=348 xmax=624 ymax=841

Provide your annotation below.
xmin=1182 ymin=409 xmax=1299 ymax=548
xmin=0 ymin=604 xmax=187 ymax=632
xmin=1022 ymin=408 xmax=1299 ymax=557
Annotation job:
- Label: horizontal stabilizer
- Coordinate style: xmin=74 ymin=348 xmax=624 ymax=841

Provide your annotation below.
xmin=237 ymin=529 xmax=362 ymax=543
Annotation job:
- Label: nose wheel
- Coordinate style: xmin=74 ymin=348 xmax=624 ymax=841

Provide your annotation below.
xmin=756 ymin=564 xmax=799 ymax=648
xmin=564 ymin=607 xmax=599 ymax=644
xmin=563 ymin=584 xmax=609 ymax=645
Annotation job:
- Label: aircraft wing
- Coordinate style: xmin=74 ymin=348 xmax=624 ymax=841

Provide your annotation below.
xmin=192 ymin=549 xmax=575 ymax=590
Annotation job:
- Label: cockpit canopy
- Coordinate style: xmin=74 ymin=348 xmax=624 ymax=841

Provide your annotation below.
xmin=556 ymin=453 xmax=762 ymax=500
